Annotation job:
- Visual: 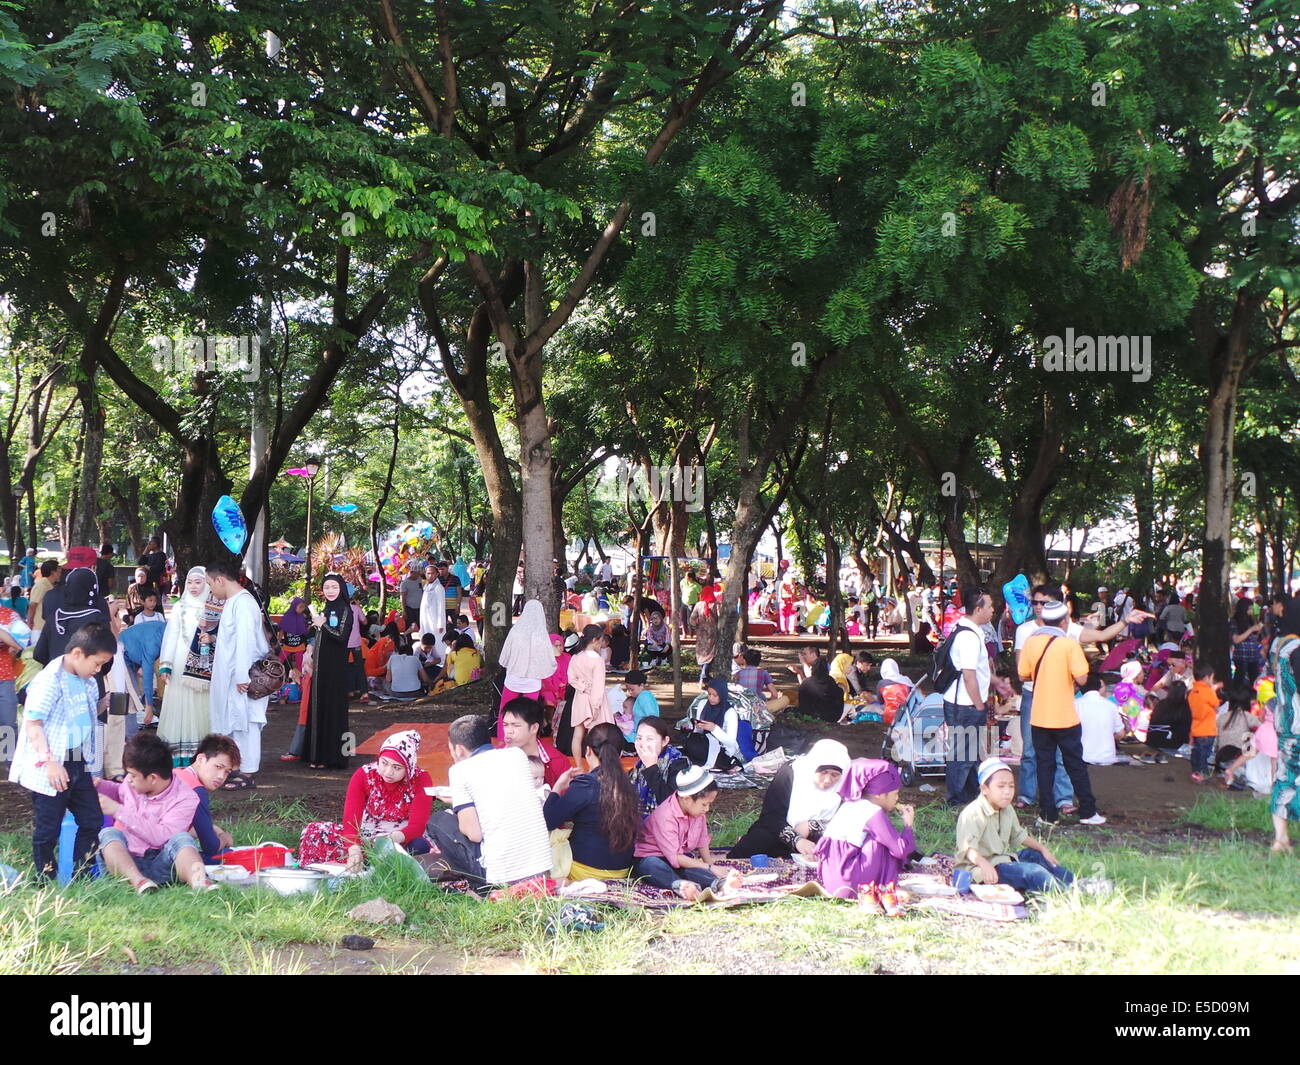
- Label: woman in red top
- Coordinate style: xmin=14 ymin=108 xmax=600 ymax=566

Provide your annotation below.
xmin=297 ymin=729 xmax=433 ymax=870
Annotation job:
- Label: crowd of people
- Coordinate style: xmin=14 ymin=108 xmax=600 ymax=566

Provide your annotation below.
xmin=4 ymin=539 xmax=1299 ymax=906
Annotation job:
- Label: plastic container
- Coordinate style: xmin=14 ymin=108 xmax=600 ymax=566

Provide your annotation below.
xmin=220 ymin=844 xmax=293 ymax=873
xmin=750 ymin=854 xmax=770 ymax=868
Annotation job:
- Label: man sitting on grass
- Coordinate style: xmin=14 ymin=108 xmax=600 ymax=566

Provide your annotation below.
xmin=955 ymin=758 xmax=1074 ymax=895
xmin=174 ymin=733 xmax=240 ymax=863
xmin=425 ymin=714 xmax=552 ymax=890
xmin=96 ymin=732 xmax=215 ymax=892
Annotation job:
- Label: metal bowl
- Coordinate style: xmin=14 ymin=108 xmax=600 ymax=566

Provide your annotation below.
xmin=255 ymin=867 xmax=328 ymax=896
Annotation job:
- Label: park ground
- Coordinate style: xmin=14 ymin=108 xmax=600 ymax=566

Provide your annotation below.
xmin=3 ymin=642 xmax=1299 ymax=975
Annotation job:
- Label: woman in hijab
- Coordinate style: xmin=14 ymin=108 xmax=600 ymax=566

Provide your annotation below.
xmin=798 ymin=657 xmax=844 ymax=724
xmin=1268 ymin=596 xmax=1300 ymax=853
xmin=496 ymin=599 xmax=556 ymax=741
xmin=277 ymin=597 xmax=310 ymax=674
xmin=684 ymin=677 xmax=743 ymax=771
xmin=157 ymin=567 xmax=219 ymax=765
xmin=828 ymin=652 xmax=855 ymax=694
xmin=297 ymin=729 xmax=434 ymax=871
xmin=306 ymin=574 xmax=353 ymax=769
xmin=816 ymin=759 xmax=915 ymax=907
xmin=34 ymin=568 xmax=108 ymax=666
xmin=729 ymin=738 xmax=850 ymax=858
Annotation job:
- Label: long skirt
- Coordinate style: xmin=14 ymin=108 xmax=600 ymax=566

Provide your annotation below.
xmin=158 ymin=679 xmax=212 ymax=766
xmin=307 ymin=644 xmax=352 ymax=769
xmin=816 ymin=838 xmax=906 ymax=899
xmin=1271 ymin=737 xmax=1300 ymax=822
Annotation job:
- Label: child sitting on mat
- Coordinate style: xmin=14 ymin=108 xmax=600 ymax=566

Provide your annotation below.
xmin=815 ymin=758 xmax=914 ymax=914
xmin=298 ymin=729 xmax=433 ymax=871
xmin=955 ymin=758 xmax=1074 ymax=894
xmin=631 ymin=765 xmax=741 ymax=901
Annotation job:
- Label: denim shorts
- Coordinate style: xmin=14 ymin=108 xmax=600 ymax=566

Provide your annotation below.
xmin=99 ymin=827 xmax=199 ymax=885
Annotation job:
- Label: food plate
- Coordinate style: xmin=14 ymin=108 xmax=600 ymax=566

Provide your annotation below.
xmin=898 ymin=875 xmax=957 ymax=896
xmin=971 ymin=883 xmax=1023 ymax=904
xmin=792 ymin=853 xmax=817 ymax=869
xmin=742 ymin=872 xmax=780 ymax=885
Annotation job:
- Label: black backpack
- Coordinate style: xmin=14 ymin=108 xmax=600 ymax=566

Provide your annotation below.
xmin=932 ymin=624 xmax=978 ymax=695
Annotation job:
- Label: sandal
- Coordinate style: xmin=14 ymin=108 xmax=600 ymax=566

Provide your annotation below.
xmin=279 ymin=754 xmax=301 ymax=762
xmin=222 ymin=773 xmax=255 ymax=790
xmin=1013 ymin=798 xmax=1030 ymax=810
xmin=135 ymin=878 xmax=159 ymax=894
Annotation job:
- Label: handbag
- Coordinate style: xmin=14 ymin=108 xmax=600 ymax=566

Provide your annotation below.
xmin=245 ymin=602 xmax=287 ymax=701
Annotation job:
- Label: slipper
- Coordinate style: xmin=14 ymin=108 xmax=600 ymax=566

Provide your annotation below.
xmin=279 ymin=754 xmax=301 ymax=763
xmin=222 ymin=774 xmax=255 ymax=790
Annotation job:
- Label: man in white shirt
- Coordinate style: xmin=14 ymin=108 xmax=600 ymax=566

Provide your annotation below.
xmin=1076 ymin=673 xmax=1129 ymax=765
xmin=598 ymin=558 xmax=614 ymax=586
xmin=207 ymin=560 xmax=270 ymax=786
xmin=942 ymin=587 xmax=994 ymax=806
xmin=425 ymin=715 xmax=552 ymax=888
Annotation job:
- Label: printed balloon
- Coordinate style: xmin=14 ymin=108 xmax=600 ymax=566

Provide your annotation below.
xmin=212 ymin=495 xmax=248 ymax=554
xmin=1002 ymin=574 xmax=1032 ymax=625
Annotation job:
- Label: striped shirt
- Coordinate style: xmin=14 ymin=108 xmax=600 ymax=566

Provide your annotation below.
xmin=449 ymin=745 xmax=551 ymax=884
xmin=9 ymin=656 xmax=101 ymax=795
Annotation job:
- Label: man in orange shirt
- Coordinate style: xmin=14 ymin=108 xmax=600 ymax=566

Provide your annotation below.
xmin=1187 ymin=663 xmax=1222 ymax=783
xmin=1017 ymin=600 xmax=1105 ymax=827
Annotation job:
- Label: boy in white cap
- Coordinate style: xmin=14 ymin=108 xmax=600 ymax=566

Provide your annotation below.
xmin=955 ymin=758 xmax=1075 ymax=894
xmin=631 ymin=765 xmax=742 ymax=900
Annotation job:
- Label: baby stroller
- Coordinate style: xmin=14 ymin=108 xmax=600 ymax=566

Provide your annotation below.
xmin=679 ymin=683 xmax=772 ymax=761
xmin=881 ymin=685 xmax=947 ymax=786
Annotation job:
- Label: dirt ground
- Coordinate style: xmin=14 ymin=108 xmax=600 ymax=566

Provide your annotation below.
xmin=0 ymin=639 xmax=1239 ymax=837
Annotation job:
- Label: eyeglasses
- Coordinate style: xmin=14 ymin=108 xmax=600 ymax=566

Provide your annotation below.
xmin=1031 ymin=600 xmax=1047 ymax=606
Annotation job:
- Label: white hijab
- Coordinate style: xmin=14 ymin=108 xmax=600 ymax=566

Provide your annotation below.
xmin=160 ymin=566 xmax=208 ymax=671
xmin=498 ymin=599 xmax=556 ymax=681
xmin=879 ymin=658 xmax=913 ymax=688
xmin=786 ymin=738 xmax=851 ymax=826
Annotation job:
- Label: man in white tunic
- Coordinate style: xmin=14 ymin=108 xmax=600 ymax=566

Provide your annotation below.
xmin=206 ymin=559 xmax=270 ymax=786
xmin=419 ymin=573 xmax=446 ymax=661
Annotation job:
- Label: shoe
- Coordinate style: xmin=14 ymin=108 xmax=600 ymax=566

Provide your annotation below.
xmin=857 ymin=883 xmax=884 ymax=915
xmin=1079 ymin=813 xmax=1107 ymax=826
xmin=878 ymin=882 xmax=905 ymax=917
xmin=279 ymin=754 xmax=301 ymax=762
xmin=134 ymin=879 xmax=159 ymax=895
xmin=1191 ymin=773 xmax=1206 ymax=784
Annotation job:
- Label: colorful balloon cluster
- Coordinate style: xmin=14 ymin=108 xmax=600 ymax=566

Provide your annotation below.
xmin=373 ymin=521 xmax=437 ymax=588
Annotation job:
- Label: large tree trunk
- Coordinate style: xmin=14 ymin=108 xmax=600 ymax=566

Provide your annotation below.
xmin=1198 ymin=292 xmax=1260 ymax=679
xmin=516 ymin=395 xmax=558 ymax=624
xmin=166 ymin=439 xmax=233 ymax=577
xmin=1136 ymin=451 xmax=1155 ymax=595
xmin=990 ymin=395 xmax=1064 ymax=593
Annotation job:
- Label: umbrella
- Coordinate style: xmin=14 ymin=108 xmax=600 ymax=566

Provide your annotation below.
xmin=269 ymin=549 xmax=306 ymax=564
xmin=269 ymin=538 xmax=294 ymax=551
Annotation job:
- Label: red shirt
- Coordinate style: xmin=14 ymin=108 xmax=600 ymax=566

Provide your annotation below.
xmin=341 ymin=764 xmax=434 ymax=847
xmin=0 ymin=606 xmax=19 ymax=681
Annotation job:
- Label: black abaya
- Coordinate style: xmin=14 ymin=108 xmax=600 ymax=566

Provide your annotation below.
xmin=307 ymin=578 xmax=353 ymax=768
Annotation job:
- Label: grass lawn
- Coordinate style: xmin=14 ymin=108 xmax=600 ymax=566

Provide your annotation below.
xmin=4 ymin=790 xmax=1299 ymax=975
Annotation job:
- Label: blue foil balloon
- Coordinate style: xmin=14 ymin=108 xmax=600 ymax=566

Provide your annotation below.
xmin=1002 ymin=574 xmax=1032 ymax=625
xmin=212 ymin=495 xmax=248 ymax=554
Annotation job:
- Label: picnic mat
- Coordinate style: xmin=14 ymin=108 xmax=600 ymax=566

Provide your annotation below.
xmin=429 ymin=854 xmax=1026 ymax=920
xmin=356 ymin=723 xmax=637 ymax=787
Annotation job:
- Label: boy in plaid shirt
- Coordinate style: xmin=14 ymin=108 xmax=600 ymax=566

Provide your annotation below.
xmin=8 ymin=623 xmax=116 ymax=880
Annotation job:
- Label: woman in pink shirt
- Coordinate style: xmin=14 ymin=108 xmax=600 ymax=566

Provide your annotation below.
xmin=566 ymin=624 xmax=611 ymax=768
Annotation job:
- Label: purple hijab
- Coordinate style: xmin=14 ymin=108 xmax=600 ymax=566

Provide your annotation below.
xmin=279 ymin=596 xmax=309 ymax=636
xmin=838 ymin=758 xmax=901 ymax=799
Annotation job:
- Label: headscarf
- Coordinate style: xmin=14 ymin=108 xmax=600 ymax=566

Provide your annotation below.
xmin=54 ymin=568 xmax=103 ymax=637
xmin=320 ymin=574 xmax=353 ymax=642
xmin=499 ymin=599 xmax=556 ymax=681
xmin=879 ymin=659 xmax=913 ymax=688
xmin=829 ymin=652 xmax=853 ymax=688
xmin=279 ymin=596 xmax=309 ymax=636
xmin=786 ymin=738 xmax=851 ymax=825
xmin=1120 ymin=660 xmax=1144 ymax=686
xmin=701 ymin=676 xmax=731 ymax=726
xmin=355 ymin=729 xmax=425 ymax=841
xmin=837 ymin=758 xmax=901 ymax=799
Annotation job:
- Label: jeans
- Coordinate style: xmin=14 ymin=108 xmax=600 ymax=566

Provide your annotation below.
xmin=425 ymin=809 xmax=487 ymax=888
xmin=99 ymin=827 xmax=199 ymax=885
xmin=1032 ymin=723 xmax=1097 ymax=822
xmin=632 ymin=855 xmax=715 ymax=892
xmin=944 ymin=701 xmax=987 ymax=806
xmin=992 ymin=848 xmax=1074 ymax=894
xmin=1191 ymin=736 xmax=1216 ymax=775
xmin=1018 ymin=686 xmax=1072 ymax=807
xmin=0 ymin=679 xmax=16 ymax=758
xmin=31 ymin=760 xmax=101 ymax=881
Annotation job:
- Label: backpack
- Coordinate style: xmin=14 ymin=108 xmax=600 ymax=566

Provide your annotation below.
xmin=931 ymin=625 xmax=970 ymax=695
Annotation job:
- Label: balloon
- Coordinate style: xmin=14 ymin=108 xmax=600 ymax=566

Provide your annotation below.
xmin=1002 ymin=574 xmax=1032 ymax=625
xmin=211 ymin=495 xmax=248 ymax=554
xmin=331 ymin=503 xmax=359 ymax=514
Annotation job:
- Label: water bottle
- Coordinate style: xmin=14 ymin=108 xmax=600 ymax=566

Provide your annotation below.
xmin=56 ymin=811 xmax=104 ymax=885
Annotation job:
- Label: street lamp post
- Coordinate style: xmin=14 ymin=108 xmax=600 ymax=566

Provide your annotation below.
xmin=288 ymin=462 xmax=321 ymax=600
